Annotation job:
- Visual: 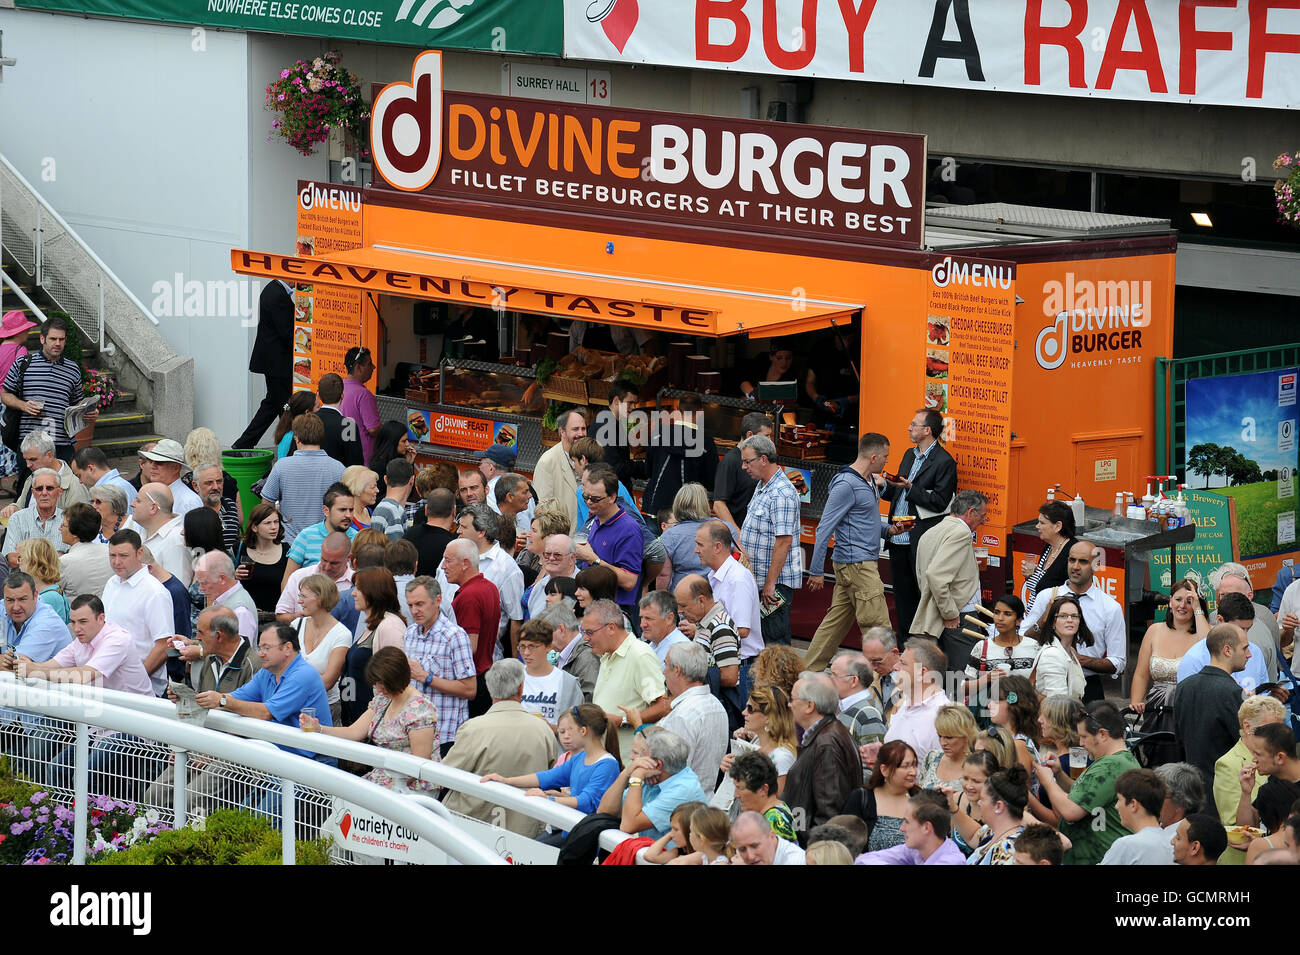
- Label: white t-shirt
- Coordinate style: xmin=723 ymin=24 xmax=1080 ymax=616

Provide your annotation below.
xmin=521 ymin=666 xmax=584 ymax=725
xmin=1098 ymin=824 xmax=1175 ymax=865
xmin=294 ymin=617 xmax=352 ymax=705
xmin=773 ymin=838 xmax=806 ymax=865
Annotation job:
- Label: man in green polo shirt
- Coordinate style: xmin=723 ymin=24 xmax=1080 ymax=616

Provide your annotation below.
xmin=587 ymin=598 xmax=668 ymax=747
xmin=1034 ymin=700 xmax=1139 ymax=865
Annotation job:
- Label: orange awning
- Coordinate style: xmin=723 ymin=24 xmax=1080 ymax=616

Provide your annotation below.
xmin=230 ymin=244 xmax=861 ymax=338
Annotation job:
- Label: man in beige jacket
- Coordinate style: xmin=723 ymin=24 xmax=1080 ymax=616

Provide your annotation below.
xmin=531 ymin=409 xmax=586 ymax=534
xmin=913 ymin=489 xmax=988 ymax=675
xmin=442 ymin=658 xmax=559 ymax=837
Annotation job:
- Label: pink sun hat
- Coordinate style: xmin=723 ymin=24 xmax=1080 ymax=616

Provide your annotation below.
xmin=0 ymin=311 xmax=37 ymax=338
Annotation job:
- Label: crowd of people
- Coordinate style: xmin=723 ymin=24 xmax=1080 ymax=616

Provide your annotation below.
xmin=0 ymin=308 xmax=1296 ymax=865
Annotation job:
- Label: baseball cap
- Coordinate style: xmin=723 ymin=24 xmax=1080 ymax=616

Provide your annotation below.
xmin=139 ymin=438 xmax=186 ymax=465
xmin=479 ymin=443 xmax=516 ymax=469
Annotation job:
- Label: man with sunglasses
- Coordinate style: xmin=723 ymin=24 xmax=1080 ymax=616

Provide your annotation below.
xmin=575 ymin=465 xmax=644 ymax=623
xmin=1 ymin=468 xmax=66 ymax=567
xmin=528 ymin=534 xmax=576 ymax=621
xmin=1034 ymin=700 xmax=1140 ymax=865
xmin=340 ymin=346 xmax=381 ymax=464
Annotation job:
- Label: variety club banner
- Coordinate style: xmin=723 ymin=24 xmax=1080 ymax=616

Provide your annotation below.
xmin=1184 ymin=368 xmax=1299 ymax=580
xmin=565 ymin=0 xmax=1300 ymax=110
xmin=15 ymin=0 xmax=563 ymax=53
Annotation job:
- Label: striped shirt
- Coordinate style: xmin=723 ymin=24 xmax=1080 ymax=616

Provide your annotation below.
xmin=694 ymin=601 xmax=742 ymax=670
xmin=2 ymin=351 xmax=84 ymax=447
xmin=404 ymin=616 xmax=476 ymax=743
xmin=260 ymin=449 xmax=344 ymax=545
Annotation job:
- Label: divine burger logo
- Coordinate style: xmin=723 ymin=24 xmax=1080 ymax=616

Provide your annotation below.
xmin=371 ymin=50 xmax=444 ymax=192
xmin=369 ymin=49 xmax=925 ymax=250
xmin=1034 ymin=273 xmax=1153 ymax=371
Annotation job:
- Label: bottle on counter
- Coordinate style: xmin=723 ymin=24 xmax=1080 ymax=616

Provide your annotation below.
xmin=1071 ymin=493 xmax=1086 ymax=530
xmin=1113 ymin=492 xmax=1125 ymax=518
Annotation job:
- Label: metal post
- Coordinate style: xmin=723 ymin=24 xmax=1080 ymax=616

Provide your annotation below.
xmin=33 ymin=206 xmax=41 ymax=286
xmin=172 ymin=749 xmax=188 ymax=830
xmin=72 ymin=722 xmax=89 ymax=865
xmin=97 ymin=276 xmax=104 ymax=349
xmin=280 ymin=777 xmax=296 ymax=865
xmin=1155 ymin=357 xmax=1167 ymax=475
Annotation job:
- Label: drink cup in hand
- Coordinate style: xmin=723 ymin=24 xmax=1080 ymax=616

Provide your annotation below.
xmin=299 ymin=707 xmax=319 ymax=733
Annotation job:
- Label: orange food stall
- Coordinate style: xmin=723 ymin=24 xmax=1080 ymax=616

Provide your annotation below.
xmin=232 ymin=49 xmax=1177 ymax=639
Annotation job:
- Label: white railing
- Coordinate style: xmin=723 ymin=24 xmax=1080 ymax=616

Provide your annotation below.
xmin=0 ymin=676 xmax=633 ymax=864
xmin=0 ymin=268 xmax=47 ymax=326
xmin=0 ymin=152 xmax=161 ymax=358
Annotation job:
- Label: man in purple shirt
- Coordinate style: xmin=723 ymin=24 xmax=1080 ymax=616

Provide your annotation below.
xmin=855 ymin=791 xmax=965 ymax=865
xmin=574 ymin=465 xmax=643 ymax=619
xmin=339 ymin=346 xmax=381 ymax=464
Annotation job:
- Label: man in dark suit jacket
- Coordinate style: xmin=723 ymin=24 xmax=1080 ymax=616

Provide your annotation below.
xmin=234 ymin=279 xmax=294 ymax=449
xmin=642 ymin=394 xmax=717 ymax=517
xmin=314 ymin=373 xmax=364 ymax=467
xmin=880 ymin=409 xmax=958 ymax=637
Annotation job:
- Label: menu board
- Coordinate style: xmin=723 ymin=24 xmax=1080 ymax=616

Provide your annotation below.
xmin=292 ymin=181 xmax=364 ymax=394
xmin=924 ymin=255 xmax=1016 ymax=531
xmin=408 ymin=409 xmax=518 ymax=454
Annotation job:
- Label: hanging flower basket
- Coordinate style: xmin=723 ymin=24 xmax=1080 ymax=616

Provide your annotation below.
xmin=1275 ymin=152 xmax=1300 ymax=229
xmin=266 ymin=52 xmax=370 ymax=160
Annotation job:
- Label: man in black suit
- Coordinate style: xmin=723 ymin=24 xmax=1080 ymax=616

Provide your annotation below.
xmin=314 ymin=373 xmax=364 ymax=467
xmin=234 ymin=279 xmax=294 ymax=449
xmin=881 ymin=409 xmax=958 ymax=637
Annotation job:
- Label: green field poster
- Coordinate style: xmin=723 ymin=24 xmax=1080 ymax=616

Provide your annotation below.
xmin=1185 ymin=368 xmax=1298 ymax=590
xmin=13 ymin=0 xmax=563 ymax=54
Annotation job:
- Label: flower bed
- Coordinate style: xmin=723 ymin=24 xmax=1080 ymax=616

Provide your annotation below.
xmin=1276 ymin=152 xmax=1300 ymax=229
xmin=0 ymin=791 xmax=170 ymax=865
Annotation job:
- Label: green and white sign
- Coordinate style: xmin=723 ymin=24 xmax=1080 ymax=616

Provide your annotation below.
xmin=14 ymin=0 xmax=562 ymax=54
xmin=1152 ymin=488 xmax=1237 ymax=617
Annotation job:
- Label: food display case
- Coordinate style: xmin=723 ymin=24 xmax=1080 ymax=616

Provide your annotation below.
xmin=376 ymin=358 xmax=547 ymax=470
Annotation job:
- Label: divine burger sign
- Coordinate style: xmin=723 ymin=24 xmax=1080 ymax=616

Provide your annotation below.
xmin=370 ymin=51 xmax=926 ymax=250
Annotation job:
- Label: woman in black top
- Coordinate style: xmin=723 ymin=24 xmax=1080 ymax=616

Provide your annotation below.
xmin=368 ymin=420 xmax=417 ymax=497
xmin=234 ymin=501 xmax=290 ymax=616
xmin=1021 ymin=499 xmax=1077 ymax=606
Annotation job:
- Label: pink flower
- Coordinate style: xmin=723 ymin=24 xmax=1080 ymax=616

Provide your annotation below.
xmin=280 ymin=69 xmax=291 ymax=79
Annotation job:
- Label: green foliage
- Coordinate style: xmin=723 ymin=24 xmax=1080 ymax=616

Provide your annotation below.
xmin=94 ymin=809 xmax=333 ymax=866
xmin=535 ymin=357 xmax=558 ymax=383
xmin=0 ymin=758 xmax=41 ymax=807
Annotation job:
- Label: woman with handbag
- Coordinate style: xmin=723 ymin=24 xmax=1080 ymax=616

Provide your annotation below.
xmin=961 ymin=595 xmax=1038 ymax=709
xmin=0 ymin=311 xmax=35 ymax=490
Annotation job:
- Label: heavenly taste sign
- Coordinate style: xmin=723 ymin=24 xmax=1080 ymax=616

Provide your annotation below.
xmin=564 ymin=0 xmax=1300 ymax=110
xmin=369 ymin=51 xmax=926 ymax=249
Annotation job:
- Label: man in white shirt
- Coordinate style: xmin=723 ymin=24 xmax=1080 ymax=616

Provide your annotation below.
xmin=58 ymin=502 xmax=112 ymax=599
xmin=275 ymin=532 xmax=353 ymax=621
xmin=436 ymin=503 xmax=524 ymax=655
xmin=527 ymin=534 xmax=576 ymax=622
xmin=732 ymin=810 xmax=806 ymax=865
xmin=102 ymin=529 xmax=176 ymax=694
xmin=1021 ymin=539 xmax=1126 ymax=702
xmin=138 ymin=438 xmax=201 ymax=517
xmin=883 ymin=638 xmax=950 ymax=761
xmin=697 ymin=520 xmax=764 ymax=695
xmin=635 ymin=642 xmax=728 ymax=798
xmin=120 ymin=482 xmax=193 ymax=587
xmin=639 ymin=590 xmax=691 ymax=667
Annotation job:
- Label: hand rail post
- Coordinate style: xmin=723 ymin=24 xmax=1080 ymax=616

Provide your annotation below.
xmin=72 ymin=722 xmax=89 ymax=865
xmin=281 ymin=777 xmax=296 ymax=865
xmin=172 ymin=748 xmax=188 ymax=830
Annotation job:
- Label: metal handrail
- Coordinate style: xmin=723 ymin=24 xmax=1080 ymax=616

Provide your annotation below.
xmin=0 ymin=268 xmax=48 ymax=326
xmin=0 ymin=152 xmax=159 ymax=328
xmin=37 ymin=677 xmax=635 ymax=854
xmin=0 ymin=677 xmax=505 ymax=865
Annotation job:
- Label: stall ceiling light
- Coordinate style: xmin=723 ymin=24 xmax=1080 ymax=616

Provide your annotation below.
xmin=1191 ymin=212 xmax=1213 ymax=228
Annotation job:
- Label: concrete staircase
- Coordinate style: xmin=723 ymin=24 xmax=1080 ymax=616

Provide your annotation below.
xmin=0 ymin=261 xmax=162 ymax=460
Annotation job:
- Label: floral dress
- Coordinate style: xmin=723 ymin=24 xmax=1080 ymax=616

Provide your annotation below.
xmin=362 ymin=693 xmax=439 ymax=792
xmin=967 ymin=823 xmax=1025 ymax=865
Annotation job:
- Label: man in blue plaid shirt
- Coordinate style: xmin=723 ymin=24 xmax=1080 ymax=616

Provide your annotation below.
xmin=737 ymin=434 xmax=803 ymax=646
xmin=402 ymin=576 xmax=476 ymax=758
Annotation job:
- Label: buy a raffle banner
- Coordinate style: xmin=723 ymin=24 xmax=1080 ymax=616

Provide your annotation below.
xmin=922 ymin=254 xmax=1016 ymax=544
xmin=292 ymin=181 xmax=365 ymax=395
